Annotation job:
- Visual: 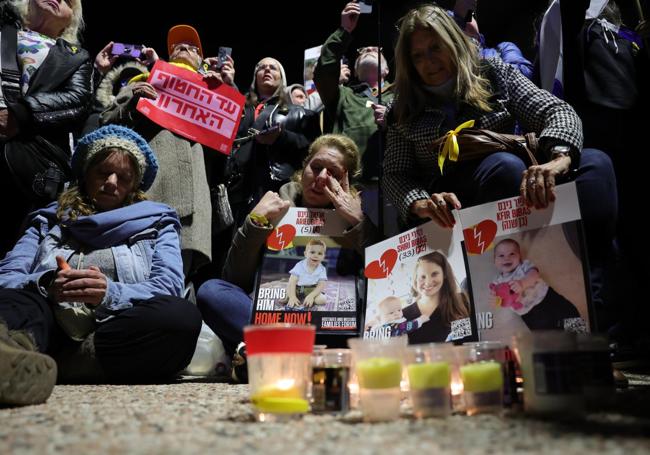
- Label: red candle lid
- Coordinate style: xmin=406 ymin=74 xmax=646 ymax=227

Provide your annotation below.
xmin=244 ymin=324 xmax=316 ymax=355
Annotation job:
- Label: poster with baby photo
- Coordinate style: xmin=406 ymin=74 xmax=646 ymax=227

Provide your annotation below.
xmin=252 ymin=207 xmax=361 ymax=339
xmin=363 ymin=219 xmax=477 ymax=344
xmin=458 ymin=182 xmax=592 ymax=342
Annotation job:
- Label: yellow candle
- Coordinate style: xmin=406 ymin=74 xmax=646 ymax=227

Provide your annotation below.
xmin=356 ymin=357 xmax=402 ymax=389
xmin=460 ymin=361 xmax=503 ymax=393
xmin=251 ymin=380 xmax=309 ymax=413
xmin=407 ymin=361 xmax=451 ymax=390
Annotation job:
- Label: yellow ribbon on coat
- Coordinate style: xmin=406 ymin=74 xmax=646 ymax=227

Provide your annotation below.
xmin=437 ymin=120 xmax=475 ymax=173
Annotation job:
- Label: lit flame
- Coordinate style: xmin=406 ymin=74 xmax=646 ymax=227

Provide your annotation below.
xmin=451 ymin=378 xmax=464 ymax=396
xmin=276 ymin=378 xmax=296 ymax=390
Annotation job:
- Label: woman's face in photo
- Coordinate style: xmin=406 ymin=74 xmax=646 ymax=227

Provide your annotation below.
xmin=409 ymin=28 xmax=455 ymax=87
xmin=416 ymin=260 xmax=444 ymax=297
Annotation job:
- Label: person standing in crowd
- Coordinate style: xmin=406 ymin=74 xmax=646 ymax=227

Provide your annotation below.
xmin=287 ymin=83 xmax=308 ymax=106
xmin=315 ymin=1 xmax=395 ymax=232
xmin=0 ymin=0 xmax=92 ymax=256
xmin=537 ymin=0 xmax=650 ymax=362
xmin=0 ymin=125 xmax=201 ymax=406
xmin=383 ymin=4 xmax=617 ymax=314
xmin=225 ymin=56 xmax=320 ymax=227
xmin=452 ymin=0 xmax=534 ymax=79
xmin=100 ymin=25 xmax=233 ymax=281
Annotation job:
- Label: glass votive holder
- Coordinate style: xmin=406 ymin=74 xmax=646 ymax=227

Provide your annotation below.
xmin=512 ymin=331 xmax=584 ymax=416
xmin=577 ymin=333 xmax=615 ymax=410
xmin=406 ymin=343 xmax=453 ymax=418
xmin=460 ymin=360 xmax=504 ymax=415
xmin=348 ymin=336 xmax=407 ymax=422
xmin=465 ymin=341 xmax=518 ymax=407
xmin=244 ymin=323 xmax=316 ymax=422
xmin=311 ymin=349 xmax=351 ymax=414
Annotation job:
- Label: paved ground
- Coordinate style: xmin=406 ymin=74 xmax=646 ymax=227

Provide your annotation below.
xmin=1 ymin=372 xmax=649 ymax=454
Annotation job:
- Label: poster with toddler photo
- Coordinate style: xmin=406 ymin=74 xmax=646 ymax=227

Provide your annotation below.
xmin=252 ymin=208 xmax=360 ymax=339
xmin=363 ymin=219 xmax=477 ymax=344
xmin=458 ymin=182 xmax=592 ymax=342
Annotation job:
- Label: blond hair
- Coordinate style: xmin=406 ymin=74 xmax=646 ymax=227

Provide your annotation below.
xmin=306 ymin=238 xmax=327 ymax=250
xmin=12 ymin=0 xmax=84 ymax=43
xmin=393 ymin=4 xmax=493 ymax=124
xmin=293 ymin=134 xmax=361 ymax=195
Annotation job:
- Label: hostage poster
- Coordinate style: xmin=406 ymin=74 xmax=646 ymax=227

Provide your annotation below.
xmin=252 ymin=208 xmax=361 ymax=338
xmin=363 ymin=219 xmax=477 ymax=344
xmin=458 ymin=183 xmax=592 ymax=342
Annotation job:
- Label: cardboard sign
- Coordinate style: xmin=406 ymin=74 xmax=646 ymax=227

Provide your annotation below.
xmin=252 ymin=208 xmax=361 ymax=340
xmin=363 ymin=218 xmax=477 ymax=344
xmin=458 ymin=183 xmax=592 ymax=341
xmin=136 ymin=60 xmax=245 ymax=155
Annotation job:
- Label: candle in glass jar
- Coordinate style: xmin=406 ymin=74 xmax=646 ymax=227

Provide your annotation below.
xmin=407 ymin=362 xmax=451 ymax=389
xmin=251 ymin=379 xmax=309 ymax=413
xmin=356 ymin=357 xmax=402 ymax=389
xmin=460 ymin=361 xmax=503 ymax=393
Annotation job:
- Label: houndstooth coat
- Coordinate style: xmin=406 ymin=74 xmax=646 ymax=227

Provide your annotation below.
xmin=383 ymin=57 xmax=583 ymax=220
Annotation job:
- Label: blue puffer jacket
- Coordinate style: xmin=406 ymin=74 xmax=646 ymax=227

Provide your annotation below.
xmin=0 ymin=201 xmax=183 ymax=315
xmin=481 ymin=42 xmax=534 ymax=81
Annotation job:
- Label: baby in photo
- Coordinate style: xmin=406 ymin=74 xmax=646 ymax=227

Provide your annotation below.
xmin=286 ymin=239 xmax=328 ymax=308
xmin=490 ymin=238 xmax=581 ymax=330
xmin=366 ymin=296 xmax=429 ymax=337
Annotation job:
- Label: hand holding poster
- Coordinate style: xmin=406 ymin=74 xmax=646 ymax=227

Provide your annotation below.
xmin=458 ymin=183 xmax=591 ymax=342
xmin=136 ymin=60 xmax=245 ymax=154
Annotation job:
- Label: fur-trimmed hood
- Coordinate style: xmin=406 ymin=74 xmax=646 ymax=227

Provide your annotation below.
xmin=96 ymin=61 xmax=149 ymax=109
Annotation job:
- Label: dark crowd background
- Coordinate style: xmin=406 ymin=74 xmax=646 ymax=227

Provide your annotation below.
xmin=79 ymin=1 xmax=531 ymax=88
xmin=80 ymin=0 xmax=648 ymax=91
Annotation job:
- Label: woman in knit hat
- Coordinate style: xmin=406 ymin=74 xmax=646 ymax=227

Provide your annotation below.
xmin=0 ymin=125 xmax=201 ymax=406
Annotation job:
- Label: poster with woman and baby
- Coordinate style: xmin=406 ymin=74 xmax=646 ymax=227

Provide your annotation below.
xmin=363 ymin=219 xmax=477 ymax=343
xmin=458 ymin=182 xmax=591 ymax=342
xmin=363 ymin=183 xmax=591 ymax=344
xmin=252 ymin=208 xmax=361 ymax=339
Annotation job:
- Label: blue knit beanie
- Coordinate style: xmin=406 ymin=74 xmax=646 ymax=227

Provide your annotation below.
xmin=73 ymin=125 xmax=158 ymax=191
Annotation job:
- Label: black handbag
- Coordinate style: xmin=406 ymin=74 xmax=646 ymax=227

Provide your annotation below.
xmin=1 ymin=23 xmax=71 ymax=202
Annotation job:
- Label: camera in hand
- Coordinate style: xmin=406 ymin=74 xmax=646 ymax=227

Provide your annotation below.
xmin=111 ymin=43 xmax=144 ymax=59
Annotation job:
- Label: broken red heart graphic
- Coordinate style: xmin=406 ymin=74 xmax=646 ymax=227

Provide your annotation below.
xmin=463 ymin=219 xmax=498 ymax=255
xmin=364 ymin=249 xmax=398 ymax=279
xmin=266 ymin=224 xmax=296 ymax=251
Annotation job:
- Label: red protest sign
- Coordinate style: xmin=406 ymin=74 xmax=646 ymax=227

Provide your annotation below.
xmin=136 ymin=60 xmax=245 ymax=155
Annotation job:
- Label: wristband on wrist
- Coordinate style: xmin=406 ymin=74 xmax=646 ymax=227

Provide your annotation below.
xmin=250 ymin=212 xmax=272 ymax=228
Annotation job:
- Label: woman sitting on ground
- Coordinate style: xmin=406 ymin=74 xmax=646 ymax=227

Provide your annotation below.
xmin=198 ymin=134 xmax=377 ymax=358
xmin=0 ymin=125 xmax=201 ymax=406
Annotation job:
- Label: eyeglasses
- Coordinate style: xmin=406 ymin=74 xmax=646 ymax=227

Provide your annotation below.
xmin=357 ymin=46 xmax=383 ymax=55
xmin=171 ymin=43 xmax=200 ymax=54
xmin=256 ymin=63 xmax=280 ymax=72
